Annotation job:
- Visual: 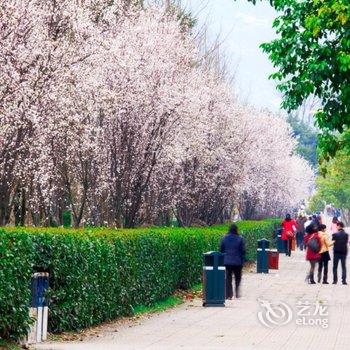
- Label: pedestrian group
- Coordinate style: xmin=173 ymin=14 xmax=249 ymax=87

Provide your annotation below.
xmin=219 ymin=214 xmax=348 ymax=302
xmin=281 ymin=213 xmax=348 ymax=285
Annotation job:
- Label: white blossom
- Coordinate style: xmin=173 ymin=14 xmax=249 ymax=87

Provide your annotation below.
xmin=0 ymin=1 xmax=314 ymax=227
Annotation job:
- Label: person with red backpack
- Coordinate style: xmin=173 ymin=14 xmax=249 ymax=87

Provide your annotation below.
xmin=304 ymin=224 xmax=321 ymax=284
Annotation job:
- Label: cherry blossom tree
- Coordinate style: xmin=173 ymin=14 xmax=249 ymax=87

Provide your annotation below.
xmin=0 ymin=0 xmax=314 ymax=227
xmin=237 ymin=109 xmax=314 ymax=219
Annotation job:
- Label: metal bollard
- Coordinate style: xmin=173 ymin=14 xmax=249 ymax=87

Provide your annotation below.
xmin=27 ymin=272 xmax=49 ymax=344
xmin=257 ymin=239 xmax=270 ymax=273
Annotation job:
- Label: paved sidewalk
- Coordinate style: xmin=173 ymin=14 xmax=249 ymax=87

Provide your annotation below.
xmin=35 ymin=250 xmax=350 ymax=350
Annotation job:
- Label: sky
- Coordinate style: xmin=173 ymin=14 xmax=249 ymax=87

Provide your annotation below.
xmin=182 ymin=0 xmax=282 ymax=112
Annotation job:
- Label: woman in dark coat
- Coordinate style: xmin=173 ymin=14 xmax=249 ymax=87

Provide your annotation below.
xmin=220 ymin=224 xmax=246 ymax=299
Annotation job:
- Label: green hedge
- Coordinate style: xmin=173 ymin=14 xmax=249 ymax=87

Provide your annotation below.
xmin=0 ymin=219 xmax=279 ymax=340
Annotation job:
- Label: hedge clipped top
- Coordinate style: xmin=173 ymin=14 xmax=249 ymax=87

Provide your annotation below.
xmin=0 ymin=218 xmax=279 ymax=236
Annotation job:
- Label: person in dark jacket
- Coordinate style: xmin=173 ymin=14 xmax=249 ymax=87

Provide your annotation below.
xmin=219 ymin=224 xmax=246 ymax=299
xmin=332 ymin=221 xmax=349 ymax=285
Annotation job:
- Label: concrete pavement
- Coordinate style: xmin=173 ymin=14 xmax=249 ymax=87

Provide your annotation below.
xmin=34 ymin=249 xmax=350 ymax=350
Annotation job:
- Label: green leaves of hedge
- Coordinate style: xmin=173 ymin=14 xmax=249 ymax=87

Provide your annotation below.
xmin=0 ymin=220 xmax=278 ymax=340
xmin=0 ymin=232 xmax=35 ymax=339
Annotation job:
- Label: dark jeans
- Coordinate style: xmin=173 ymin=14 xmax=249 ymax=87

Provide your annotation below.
xmin=296 ymin=232 xmax=305 ymax=250
xmin=333 ymin=253 xmax=347 ymax=283
xmin=318 ymin=260 xmax=328 ymax=282
xmin=225 ymin=265 xmax=242 ymax=299
xmin=284 ymin=238 xmax=292 ymax=256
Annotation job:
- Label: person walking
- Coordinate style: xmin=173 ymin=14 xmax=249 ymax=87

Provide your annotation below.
xmin=332 ymin=221 xmax=348 ymax=285
xmin=219 ymin=223 xmax=246 ymax=299
xmin=281 ymin=214 xmax=297 ymax=257
xmin=304 ymin=224 xmax=321 ymax=284
xmin=296 ymin=214 xmax=307 ymax=250
xmin=317 ymin=224 xmax=333 ymax=284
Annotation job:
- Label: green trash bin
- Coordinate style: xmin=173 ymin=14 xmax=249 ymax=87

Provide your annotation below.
xmin=257 ymin=239 xmax=270 ymax=273
xmin=276 ymin=228 xmax=285 ymax=253
xmin=202 ymin=251 xmax=225 ymax=307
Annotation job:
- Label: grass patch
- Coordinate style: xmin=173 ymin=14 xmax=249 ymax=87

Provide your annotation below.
xmin=133 ymin=282 xmax=204 ymax=315
xmin=132 ymin=295 xmax=183 ymax=315
xmin=190 ymin=283 xmax=202 ymax=293
xmin=0 ymin=340 xmax=21 ymax=350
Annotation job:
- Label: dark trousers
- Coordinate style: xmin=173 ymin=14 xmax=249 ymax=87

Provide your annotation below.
xmin=333 ymin=253 xmax=347 ymax=283
xmin=318 ymin=260 xmax=328 ymax=282
xmin=225 ymin=265 xmax=242 ymax=299
xmin=284 ymin=239 xmax=292 ymax=256
xmin=296 ymin=232 xmax=304 ymax=250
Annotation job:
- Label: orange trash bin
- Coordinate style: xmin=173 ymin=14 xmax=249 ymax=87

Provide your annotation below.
xmin=268 ymin=249 xmax=279 ymax=270
xmin=291 ymin=237 xmax=296 ymax=251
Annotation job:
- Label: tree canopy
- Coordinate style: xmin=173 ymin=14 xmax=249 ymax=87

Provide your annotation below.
xmin=287 ymin=115 xmax=318 ymax=168
xmin=247 ymin=0 xmax=350 ymax=160
xmin=309 ymin=150 xmax=350 ymax=223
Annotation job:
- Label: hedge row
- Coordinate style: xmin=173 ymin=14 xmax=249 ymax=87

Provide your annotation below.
xmin=0 ymin=219 xmax=279 ymax=340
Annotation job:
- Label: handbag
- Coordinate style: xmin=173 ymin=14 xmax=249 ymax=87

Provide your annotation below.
xmin=307 ymin=234 xmax=320 ymax=253
xmin=286 ymin=230 xmax=294 ymax=238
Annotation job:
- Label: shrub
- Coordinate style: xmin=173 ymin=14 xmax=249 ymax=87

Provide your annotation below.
xmin=0 ymin=219 xmax=278 ymax=339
